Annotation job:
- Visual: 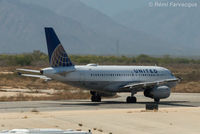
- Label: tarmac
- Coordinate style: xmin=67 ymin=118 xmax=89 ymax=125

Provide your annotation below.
xmin=0 ymin=93 xmax=200 ymax=134
xmin=0 ymin=92 xmax=199 ymax=112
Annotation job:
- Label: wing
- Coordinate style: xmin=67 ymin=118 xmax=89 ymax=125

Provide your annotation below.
xmin=120 ymin=78 xmax=179 ymax=91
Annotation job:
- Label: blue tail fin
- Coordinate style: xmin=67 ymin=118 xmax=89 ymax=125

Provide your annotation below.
xmin=44 ymin=27 xmax=74 ymax=67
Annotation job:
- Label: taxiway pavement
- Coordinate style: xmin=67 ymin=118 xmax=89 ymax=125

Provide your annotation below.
xmin=0 ymin=92 xmax=199 ymax=112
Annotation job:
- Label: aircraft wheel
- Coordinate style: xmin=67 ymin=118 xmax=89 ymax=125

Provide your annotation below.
xmin=126 ymin=96 xmax=131 ymax=103
xmin=91 ymin=95 xmax=101 ymax=102
xmin=154 ymin=98 xmax=160 ymax=103
xmin=91 ymin=95 xmax=96 ymax=102
xmin=126 ymin=96 xmax=137 ymax=103
xmin=90 ymin=91 xmax=96 ymax=96
xmin=97 ymin=95 xmax=101 ymax=102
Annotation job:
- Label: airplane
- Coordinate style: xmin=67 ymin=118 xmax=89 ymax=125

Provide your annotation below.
xmin=17 ymin=27 xmax=179 ymax=103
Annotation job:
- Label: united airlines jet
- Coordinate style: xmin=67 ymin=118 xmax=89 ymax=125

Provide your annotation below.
xmin=17 ymin=28 xmax=179 ymax=103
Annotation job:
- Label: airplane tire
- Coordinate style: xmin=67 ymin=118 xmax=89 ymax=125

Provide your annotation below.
xmin=132 ymin=97 xmax=137 ymax=103
xmin=91 ymin=96 xmax=95 ymax=102
xmin=90 ymin=91 xmax=96 ymax=96
xmin=97 ymin=95 xmax=101 ymax=102
xmin=126 ymin=96 xmax=131 ymax=103
xmin=91 ymin=95 xmax=101 ymax=102
xmin=126 ymin=96 xmax=137 ymax=103
xmin=154 ymin=98 xmax=160 ymax=103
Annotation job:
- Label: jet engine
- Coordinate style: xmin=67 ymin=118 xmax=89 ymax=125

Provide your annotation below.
xmin=144 ymin=86 xmax=171 ymax=99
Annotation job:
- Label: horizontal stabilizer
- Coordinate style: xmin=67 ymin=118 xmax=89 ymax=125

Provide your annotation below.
xmin=16 ymin=69 xmax=40 ymax=73
xmin=18 ymin=73 xmax=51 ymax=81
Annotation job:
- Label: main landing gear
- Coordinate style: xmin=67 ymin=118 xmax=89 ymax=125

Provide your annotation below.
xmin=154 ymin=98 xmax=160 ymax=103
xmin=126 ymin=91 xmax=137 ymax=103
xmin=90 ymin=91 xmax=101 ymax=102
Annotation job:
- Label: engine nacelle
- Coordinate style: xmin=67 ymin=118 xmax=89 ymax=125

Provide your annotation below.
xmin=144 ymin=86 xmax=171 ymax=99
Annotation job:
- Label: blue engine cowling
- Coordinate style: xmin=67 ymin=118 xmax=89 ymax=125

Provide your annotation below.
xmin=144 ymin=86 xmax=171 ymax=99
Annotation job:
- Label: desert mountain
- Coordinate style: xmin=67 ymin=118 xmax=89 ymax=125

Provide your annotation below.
xmin=0 ymin=0 xmax=187 ymax=55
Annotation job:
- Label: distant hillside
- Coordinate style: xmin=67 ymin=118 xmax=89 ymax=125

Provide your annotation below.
xmin=0 ymin=0 xmax=118 ymax=55
xmin=0 ymin=0 xmax=191 ymax=55
xmin=113 ymin=1 xmax=200 ymax=55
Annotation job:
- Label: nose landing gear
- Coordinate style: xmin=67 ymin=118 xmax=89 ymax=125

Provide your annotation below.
xmin=126 ymin=91 xmax=137 ymax=103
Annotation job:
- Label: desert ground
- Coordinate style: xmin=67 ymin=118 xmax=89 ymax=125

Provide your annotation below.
xmin=0 ymin=93 xmax=200 ymax=134
xmin=0 ymin=107 xmax=200 ymax=134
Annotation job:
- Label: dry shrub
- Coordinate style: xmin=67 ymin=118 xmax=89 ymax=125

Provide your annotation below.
xmin=0 ymin=91 xmax=90 ymax=102
xmin=31 ymin=109 xmax=39 ymax=113
xmin=173 ymin=81 xmax=200 ymax=93
xmin=78 ymin=123 xmax=83 ymax=127
xmin=97 ymin=129 xmax=103 ymax=132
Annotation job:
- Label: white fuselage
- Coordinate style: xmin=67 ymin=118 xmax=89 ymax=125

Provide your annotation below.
xmin=42 ymin=64 xmax=176 ymax=93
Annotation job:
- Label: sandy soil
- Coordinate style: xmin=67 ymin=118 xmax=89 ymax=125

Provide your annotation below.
xmin=0 ymin=72 xmax=13 ymax=74
xmin=0 ymin=107 xmax=200 ymax=134
xmin=0 ymin=88 xmax=58 ymax=97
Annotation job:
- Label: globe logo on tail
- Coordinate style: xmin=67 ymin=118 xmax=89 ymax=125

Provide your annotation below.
xmin=50 ymin=44 xmax=73 ymax=67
